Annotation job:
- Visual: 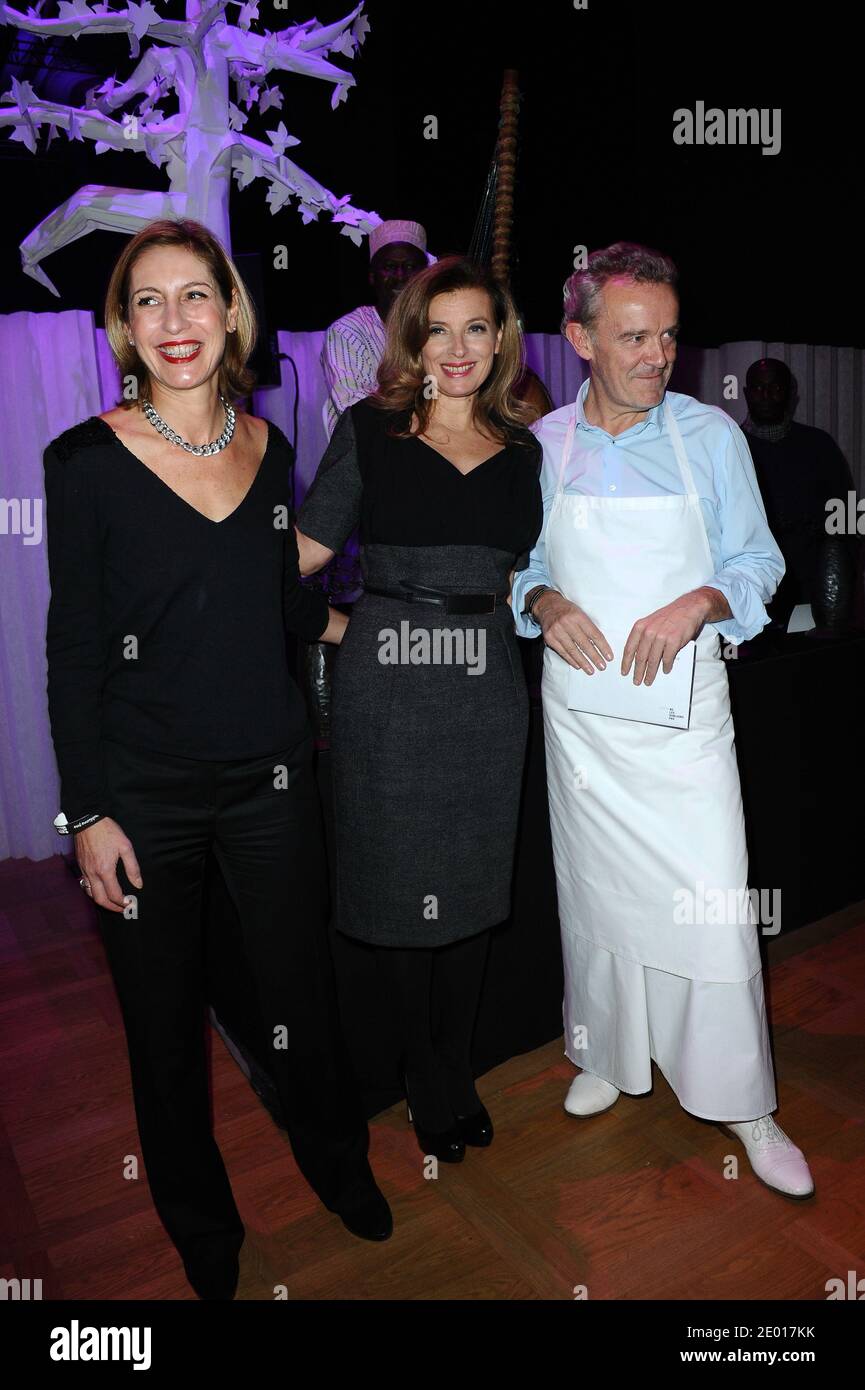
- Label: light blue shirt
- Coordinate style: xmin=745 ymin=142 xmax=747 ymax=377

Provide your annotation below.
xmin=512 ymin=381 xmax=785 ymax=644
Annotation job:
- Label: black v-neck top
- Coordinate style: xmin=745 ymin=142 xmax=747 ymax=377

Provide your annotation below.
xmin=299 ymin=398 xmax=543 ymax=558
xmin=43 ymin=415 xmax=330 ymax=821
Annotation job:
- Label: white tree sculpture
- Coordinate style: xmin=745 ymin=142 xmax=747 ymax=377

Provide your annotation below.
xmin=0 ymin=0 xmax=381 ymax=294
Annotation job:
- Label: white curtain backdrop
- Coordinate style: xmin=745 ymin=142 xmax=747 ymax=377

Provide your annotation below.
xmin=2 ymin=311 xmax=863 ymax=861
xmin=0 ymin=312 xmax=107 ymax=861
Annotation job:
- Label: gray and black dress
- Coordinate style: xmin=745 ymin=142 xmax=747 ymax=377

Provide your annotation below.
xmin=298 ymin=398 xmax=543 ymax=947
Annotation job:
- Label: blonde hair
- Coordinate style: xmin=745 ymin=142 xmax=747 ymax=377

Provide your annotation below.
xmin=104 ymin=218 xmax=258 ymax=406
xmin=370 ymin=256 xmax=535 ymax=443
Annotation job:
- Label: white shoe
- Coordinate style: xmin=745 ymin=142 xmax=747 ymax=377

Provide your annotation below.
xmin=719 ymin=1116 xmax=815 ymax=1199
xmin=564 ymin=1072 xmax=620 ymax=1117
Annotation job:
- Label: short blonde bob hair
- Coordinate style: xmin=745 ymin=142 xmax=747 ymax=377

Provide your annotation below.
xmin=104 ymin=218 xmax=258 ymax=406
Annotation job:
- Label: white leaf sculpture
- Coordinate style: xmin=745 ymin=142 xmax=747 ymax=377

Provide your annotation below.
xmin=0 ymin=0 xmax=382 ymax=295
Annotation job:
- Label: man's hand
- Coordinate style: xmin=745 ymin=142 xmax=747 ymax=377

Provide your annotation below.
xmin=533 ymin=590 xmax=613 ymax=674
xmin=621 ymin=586 xmax=730 ymax=685
xmin=75 ymin=817 xmax=143 ymax=914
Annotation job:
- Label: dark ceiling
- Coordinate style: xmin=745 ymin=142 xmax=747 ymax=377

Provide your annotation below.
xmin=0 ymin=0 xmax=857 ymax=346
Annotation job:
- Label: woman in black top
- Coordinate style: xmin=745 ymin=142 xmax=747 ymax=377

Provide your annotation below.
xmin=296 ymin=257 xmax=543 ymax=1162
xmin=43 ymin=219 xmax=391 ymax=1300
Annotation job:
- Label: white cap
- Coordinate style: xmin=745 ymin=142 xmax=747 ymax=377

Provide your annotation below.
xmin=369 ymin=219 xmax=436 ymax=265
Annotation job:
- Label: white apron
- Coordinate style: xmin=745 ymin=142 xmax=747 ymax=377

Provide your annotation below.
xmin=542 ymin=400 xmax=777 ymax=1118
xmin=542 ymin=400 xmax=762 ymax=983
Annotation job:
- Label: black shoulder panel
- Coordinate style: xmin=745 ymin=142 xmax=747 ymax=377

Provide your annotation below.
xmin=49 ymin=417 xmax=113 ymax=463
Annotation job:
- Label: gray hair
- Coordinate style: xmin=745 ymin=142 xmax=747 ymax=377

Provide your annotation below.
xmin=561 ymin=241 xmax=678 ymax=336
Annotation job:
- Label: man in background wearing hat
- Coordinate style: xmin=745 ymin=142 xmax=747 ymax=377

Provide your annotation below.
xmin=321 ymin=219 xmax=434 ymax=437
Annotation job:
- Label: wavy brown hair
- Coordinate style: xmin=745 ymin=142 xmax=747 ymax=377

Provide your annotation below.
xmin=104 ymin=218 xmax=258 ymax=407
xmin=370 ymin=256 xmax=535 ymax=443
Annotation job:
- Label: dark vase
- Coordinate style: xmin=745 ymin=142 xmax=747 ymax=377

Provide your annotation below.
xmin=297 ymin=549 xmax=361 ymax=743
xmin=299 ymin=634 xmax=339 ymax=743
xmin=811 ymin=536 xmax=854 ymax=632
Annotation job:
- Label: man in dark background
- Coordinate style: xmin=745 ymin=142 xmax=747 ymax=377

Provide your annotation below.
xmin=743 ymin=357 xmax=858 ymax=627
xmin=320 ymin=218 xmax=431 ymax=436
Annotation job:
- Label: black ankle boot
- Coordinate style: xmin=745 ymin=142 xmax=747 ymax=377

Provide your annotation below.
xmin=182 ymin=1237 xmax=242 ymax=1300
xmin=336 ymin=1179 xmax=394 ymax=1241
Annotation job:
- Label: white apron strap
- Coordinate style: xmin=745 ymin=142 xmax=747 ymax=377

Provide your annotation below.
xmin=664 ymin=399 xmax=714 ymax=570
xmin=663 ymin=399 xmax=699 ymax=496
xmin=556 ymin=412 xmax=577 ymax=496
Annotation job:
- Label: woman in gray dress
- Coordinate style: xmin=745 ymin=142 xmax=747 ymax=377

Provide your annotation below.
xmin=296 ymin=257 xmax=543 ymax=1161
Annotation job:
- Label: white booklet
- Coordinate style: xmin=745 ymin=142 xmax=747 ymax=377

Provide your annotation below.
xmin=566 ymin=623 xmax=696 ymax=729
xmin=786 ymin=603 xmax=814 ymax=633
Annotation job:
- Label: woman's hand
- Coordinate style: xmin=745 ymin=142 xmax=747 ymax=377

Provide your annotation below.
xmin=319 ymin=608 xmax=349 ymax=644
xmin=295 ymin=526 xmax=335 ymax=578
xmin=75 ymin=817 xmax=143 ymax=913
xmin=534 ymin=590 xmax=613 ymax=674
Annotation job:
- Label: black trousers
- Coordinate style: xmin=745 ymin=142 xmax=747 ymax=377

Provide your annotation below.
xmin=96 ymin=735 xmax=370 ymax=1260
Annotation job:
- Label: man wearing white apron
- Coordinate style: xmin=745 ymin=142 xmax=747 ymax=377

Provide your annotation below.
xmin=512 ymin=242 xmax=814 ymax=1199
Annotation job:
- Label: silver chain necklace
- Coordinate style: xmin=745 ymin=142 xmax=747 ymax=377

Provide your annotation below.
xmin=141 ymin=395 xmax=236 ymax=456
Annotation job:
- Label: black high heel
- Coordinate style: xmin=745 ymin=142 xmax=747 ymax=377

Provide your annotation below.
xmin=454 ymin=1102 xmax=494 ymax=1148
xmin=404 ymin=1077 xmax=465 ymax=1163
xmin=436 ymin=1057 xmax=494 ymax=1147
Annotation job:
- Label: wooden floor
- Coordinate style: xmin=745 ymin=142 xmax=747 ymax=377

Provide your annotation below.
xmin=1 ymin=854 xmax=863 ymax=1301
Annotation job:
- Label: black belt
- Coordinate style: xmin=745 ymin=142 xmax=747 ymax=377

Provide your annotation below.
xmin=363 ymin=581 xmax=507 ymax=615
